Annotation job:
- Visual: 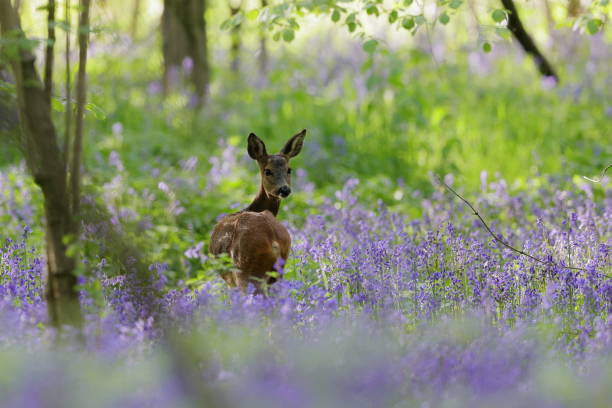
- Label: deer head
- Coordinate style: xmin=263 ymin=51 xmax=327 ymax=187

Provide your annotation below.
xmin=247 ymin=129 xmax=306 ymax=199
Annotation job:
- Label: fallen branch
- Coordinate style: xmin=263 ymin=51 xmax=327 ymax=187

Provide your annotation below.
xmin=583 ymin=163 xmax=611 ymax=183
xmin=433 ymin=175 xmax=604 ymax=275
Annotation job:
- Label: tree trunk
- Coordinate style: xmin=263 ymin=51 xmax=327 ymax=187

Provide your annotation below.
xmin=162 ymin=0 xmax=209 ymax=107
xmin=63 ymin=0 xmax=72 ymax=175
xmin=259 ymin=0 xmax=268 ymax=75
xmin=501 ymin=0 xmax=558 ymax=81
xmin=130 ymin=0 xmax=141 ymax=40
xmin=229 ymin=1 xmax=241 ymax=73
xmin=71 ymin=0 xmax=91 ymax=217
xmin=0 ymin=0 xmax=82 ymax=329
xmin=0 ymin=68 xmax=20 ymax=137
xmin=44 ymin=0 xmax=56 ymax=104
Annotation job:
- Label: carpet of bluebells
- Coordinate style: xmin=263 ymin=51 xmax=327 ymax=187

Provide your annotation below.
xmin=1 ymin=150 xmax=611 ymax=407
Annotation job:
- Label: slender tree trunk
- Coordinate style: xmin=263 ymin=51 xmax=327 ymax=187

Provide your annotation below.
xmin=0 ymin=0 xmax=82 ymax=329
xmin=130 ymin=0 xmax=141 ymax=40
xmin=501 ymin=0 xmax=558 ymax=81
xmin=188 ymin=0 xmax=208 ymax=107
xmin=162 ymin=0 xmax=209 ymax=107
xmin=63 ymin=0 xmax=72 ymax=176
xmin=258 ymin=0 xmax=268 ymax=74
xmin=71 ymin=0 xmax=91 ymax=217
xmin=229 ymin=0 xmax=241 ymax=73
xmin=44 ymin=0 xmax=56 ymax=104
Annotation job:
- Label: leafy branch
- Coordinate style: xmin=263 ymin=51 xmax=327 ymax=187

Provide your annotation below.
xmin=221 ymin=0 xmax=607 ymax=54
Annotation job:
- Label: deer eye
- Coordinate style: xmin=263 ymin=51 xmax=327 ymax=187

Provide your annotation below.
xmin=265 ymin=169 xmax=273 ymax=176
xmin=287 ymin=168 xmax=292 ymax=174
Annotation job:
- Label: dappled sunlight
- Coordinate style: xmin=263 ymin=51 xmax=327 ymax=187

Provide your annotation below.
xmin=1 ymin=0 xmax=610 ymax=405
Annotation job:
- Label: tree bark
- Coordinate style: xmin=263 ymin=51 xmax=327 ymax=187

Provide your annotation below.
xmin=162 ymin=0 xmax=209 ymax=107
xmin=44 ymin=0 xmax=56 ymax=104
xmin=229 ymin=0 xmax=241 ymax=73
xmin=130 ymin=0 xmax=141 ymax=40
xmin=63 ymin=0 xmax=72 ymax=176
xmin=0 ymin=68 xmax=20 ymax=137
xmin=258 ymin=0 xmax=268 ymax=75
xmin=501 ymin=0 xmax=558 ymax=81
xmin=0 ymin=0 xmax=82 ymax=329
xmin=71 ymin=0 xmax=91 ymax=217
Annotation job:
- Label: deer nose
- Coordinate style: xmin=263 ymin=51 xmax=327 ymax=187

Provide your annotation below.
xmin=278 ymin=186 xmax=291 ymax=197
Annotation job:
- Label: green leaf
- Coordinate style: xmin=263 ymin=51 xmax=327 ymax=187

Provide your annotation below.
xmin=366 ymin=74 xmax=381 ymax=90
xmin=495 ymin=27 xmax=511 ymax=39
xmin=482 ymin=42 xmax=492 ymax=53
xmin=288 ymin=18 xmax=300 ymax=30
xmin=402 ymin=17 xmax=415 ymax=30
xmin=366 ymin=6 xmax=378 ymax=16
xmin=363 ymin=39 xmax=378 ymax=53
xmin=388 ymin=10 xmax=398 ymax=24
xmin=449 ymin=0 xmax=463 ymax=9
xmin=273 ymin=31 xmax=281 ymax=41
xmin=492 ymin=9 xmax=506 ymax=23
xmin=51 ymin=97 xmax=65 ymax=112
xmin=348 ymin=22 xmax=357 ymax=32
xmin=439 ymin=12 xmax=450 ymax=25
xmin=586 ymin=18 xmax=602 ymax=35
xmin=282 ymin=29 xmax=294 ymax=42
xmin=415 ymin=15 xmax=426 ymax=25
xmin=361 ymin=57 xmax=373 ymax=72
xmin=85 ymin=102 xmax=106 ymax=119
xmin=331 ymin=9 xmax=340 ymax=23
xmin=403 ymin=0 xmax=413 ymax=6
xmin=246 ymin=9 xmax=259 ymax=21
xmin=221 ymin=13 xmax=243 ymax=30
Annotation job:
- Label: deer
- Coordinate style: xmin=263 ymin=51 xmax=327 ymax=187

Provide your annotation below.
xmin=210 ymin=129 xmax=306 ymax=294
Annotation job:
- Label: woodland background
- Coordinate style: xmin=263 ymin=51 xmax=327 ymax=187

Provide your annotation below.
xmin=0 ymin=1 xmax=610 ymax=406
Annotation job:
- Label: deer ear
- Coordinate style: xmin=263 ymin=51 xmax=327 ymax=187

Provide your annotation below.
xmin=248 ymin=133 xmax=267 ymax=160
xmin=280 ymin=129 xmax=306 ymax=158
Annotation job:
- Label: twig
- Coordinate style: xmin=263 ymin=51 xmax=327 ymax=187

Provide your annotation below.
xmin=434 ymin=175 xmax=599 ymax=275
xmin=583 ymin=164 xmax=611 ymax=183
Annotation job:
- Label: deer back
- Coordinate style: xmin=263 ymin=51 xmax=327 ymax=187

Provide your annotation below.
xmin=210 ymin=210 xmax=290 ymax=287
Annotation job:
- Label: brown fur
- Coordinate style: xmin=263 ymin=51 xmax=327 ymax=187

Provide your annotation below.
xmin=210 ymin=130 xmax=305 ymax=293
xmin=210 ymin=210 xmax=290 ymax=292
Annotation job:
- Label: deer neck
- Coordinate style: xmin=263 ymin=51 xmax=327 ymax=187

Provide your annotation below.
xmin=244 ymin=185 xmax=280 ymax=216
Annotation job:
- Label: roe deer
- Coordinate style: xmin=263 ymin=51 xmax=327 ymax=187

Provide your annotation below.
xmin=210 ymin=129 xmax=306 ymax=293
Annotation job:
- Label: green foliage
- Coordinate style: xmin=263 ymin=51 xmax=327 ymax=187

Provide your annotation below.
xmin=587 ymin=18 xmax=603 ymax=35
xmin=439 ymin=12 xmax=450 ymax=25
xmin=362 ymin=38 xmax=377 ymax=53
xmin=2 ymin=0 xmax=609 ymax=287
xmin=0 ymin=30 xmax=40 ymax=62
xmin=491 ymin=9 xmax=507 ymax=23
